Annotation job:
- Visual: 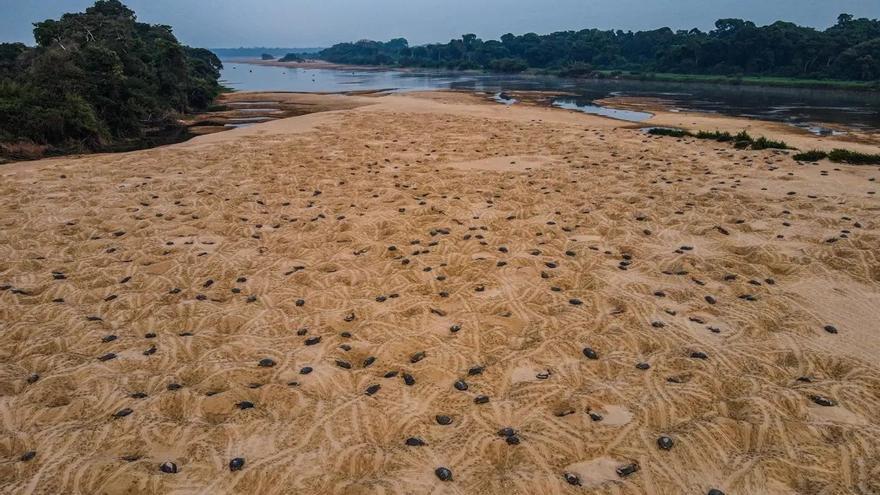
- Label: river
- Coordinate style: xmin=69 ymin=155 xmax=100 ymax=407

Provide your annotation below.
xmin=220 ymin=62 xmax=880 ymax=133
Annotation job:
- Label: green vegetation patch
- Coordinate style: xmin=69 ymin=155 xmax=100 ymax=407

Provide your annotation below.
xmin=646 ymin=128 xmax=689 ymax=138
xmin=793 ymin=149 xmax=880 ymax=165
xmin=648 ymin=127 xmax=792 ymax=151
xmin=792 ymin=150 xmax=829 ymax=162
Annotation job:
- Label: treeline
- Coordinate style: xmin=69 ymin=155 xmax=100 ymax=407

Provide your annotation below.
xmin=210 ymin=47 xmax=323 ymax=59
xmin=313 ymin=14 xmax=880 ymax=81
xmin=0 ymin=1 xmax=223 ymax=157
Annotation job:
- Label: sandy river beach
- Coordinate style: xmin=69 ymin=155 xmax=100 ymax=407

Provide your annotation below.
xmin=1 ymin=90 xmax=879 ymax=494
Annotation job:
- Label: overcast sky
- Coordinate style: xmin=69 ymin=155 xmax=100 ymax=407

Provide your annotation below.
xmin=2 ymin=0 xmax=879 ymax=48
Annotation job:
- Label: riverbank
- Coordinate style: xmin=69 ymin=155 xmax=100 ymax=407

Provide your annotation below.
xmin=2 ymin=90 xmax=879 ymax=494
xmin=0 ymin=92 xmax=365 ymax=165
xmin=494 ymin=89 xmax=880 ymax=153
xmin=589 ymin=70 xmax=880 ymax=92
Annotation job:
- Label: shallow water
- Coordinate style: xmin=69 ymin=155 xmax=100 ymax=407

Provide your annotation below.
xmin=552 ymin=99 xmax=653 ymax=122
xmin=221 ymin=63 xmax=880 ymax=130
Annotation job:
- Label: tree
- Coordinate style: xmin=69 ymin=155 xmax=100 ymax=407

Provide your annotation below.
xmin=1 ymin=1 xmax=223 ymax=153
xmin=308 ymin=14 xmax=879 ymax=81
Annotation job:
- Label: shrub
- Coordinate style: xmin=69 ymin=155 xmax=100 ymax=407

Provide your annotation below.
xmin=751 ymin=136 xmax=790 ymax=150
xmin=827 ymin=149 xmax=880 ymax=165
xmin=649 ymin=127 xmax=790 ymax=151
xmin=647 ymin=127 xmax=690 ymax=137
xmin=793 ymin=150 xmax=828 ymax=162
xmin=695 ymin=130 xmax=734 ymax=142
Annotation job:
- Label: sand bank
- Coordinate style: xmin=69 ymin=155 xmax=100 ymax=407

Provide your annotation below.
xmin=2 ymin=91 xmax=879 ymax=495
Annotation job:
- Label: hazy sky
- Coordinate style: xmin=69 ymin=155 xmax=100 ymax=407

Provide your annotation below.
xmin=2 ymin=0 xmax=878 ymax=48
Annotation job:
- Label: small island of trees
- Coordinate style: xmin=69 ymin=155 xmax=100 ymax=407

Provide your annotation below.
xmin=0 ymin=0 xmax=223 ymax=159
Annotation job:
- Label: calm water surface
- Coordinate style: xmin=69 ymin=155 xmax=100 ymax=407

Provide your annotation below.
xmin=221 ymin=63 xmax=880 ymax=132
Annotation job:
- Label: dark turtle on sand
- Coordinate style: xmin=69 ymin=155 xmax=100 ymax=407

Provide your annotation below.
xmin=113 ymin=408 xmax=133 ymax=418
xmin=468 ymin=365 xmax=484 ymax=375
xmin=454 ymin=380 xmax=468 ymax=391
xmin=435 ymin=467 xmax=453 ymax=481
xmin=229 ymin=457 xmax=245 ymax=471
xmin=365 ymin=384 xmax=381 ymax=395
xmin=497 ymin=427 xmax=517 ymax=438
xmin=810 ymin=395 xmax=836 ymax=407
xmin=20 ymin=451 xmax=36 ymax=462
xmin=159 ymin=461 xmax=178 ymax=474
xmin=405 ymin=437 xmax=427 ymax=446
xmin=657 ymin=436 xmax=675 ymax=450
xmin=582 ymin=347 xmax=598 ymax=360
xmin=616 ymin=463 xmax=639 ymax=477
xmin=258 ymin=358 xmax=276 ymax=367
xmin=563 ymin=472 xmax=581 ymax=486
xmin=436 ymin=415 xmax=453 ymax=425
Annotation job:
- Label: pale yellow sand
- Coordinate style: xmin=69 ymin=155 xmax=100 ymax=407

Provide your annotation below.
xmin=1 ymin=91 xmax=879 ymax=495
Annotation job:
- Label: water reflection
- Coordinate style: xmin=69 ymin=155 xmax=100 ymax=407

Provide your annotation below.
xmin=552 ymin=99 xmax=652 ymax=122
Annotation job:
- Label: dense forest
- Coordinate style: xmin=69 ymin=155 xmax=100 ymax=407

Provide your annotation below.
xmin=312 ymin=14 xmax=880 ymax=81
xmin=0 ymin=1 xmax=223 ymax=157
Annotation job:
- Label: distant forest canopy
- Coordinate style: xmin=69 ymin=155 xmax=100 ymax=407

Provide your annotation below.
xmin=311 ymin=14 xmax=880 ymax=81
xmin=0 ymin=0 xmax=223 ymax=155
xmin=210 ymin=47 xmax=324 ymax=59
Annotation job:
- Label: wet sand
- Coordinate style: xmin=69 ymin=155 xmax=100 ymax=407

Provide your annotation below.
xmin=1 ymin=91 xmax=879 ymax=495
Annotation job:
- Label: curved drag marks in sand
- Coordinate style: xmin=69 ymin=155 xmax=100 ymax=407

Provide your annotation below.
xmin=1 ymin=92 xmax=879 ymax=495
